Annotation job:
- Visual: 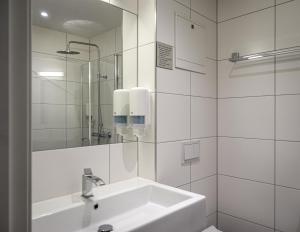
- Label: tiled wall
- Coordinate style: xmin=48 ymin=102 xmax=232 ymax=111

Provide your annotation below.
xmin=217 ymin=0 xmax=300 ymax=231
xmin=32 ymin=0 xmax=148 ymax=203
xmin=155 ymin=0 xmax=218 ymax=226
xmin=32 ymin=26 xmax=90 ymax=150
xmin=32 ymin=142 xmax=138 ymax=202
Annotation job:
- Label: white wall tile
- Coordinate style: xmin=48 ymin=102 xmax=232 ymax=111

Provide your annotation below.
xmin=109 ymin=142 xmax=138 ymax=183
xmin=101 ymin=104 xmax=113 ymax=130
xmin=66 ymin=105 xmax=81 ymax=128
xmin=175 ymin=0 xmax=190 ymax=8
xmin=218 ymin=213 xmax=274 ymax=232
xmin=219 ymin=137 xmax=274 ymax=183
xmin=219 ymin=175 xmax=274 ymax=228
xmin=191 ymin=97 xmax=217 ymax=138
xmin=138 ymin=142 xmax=156 ymax=181
xmin=32 ymin=129 xmax=66 ymax=151
xmin=139 ymin=93 xmax=156 ymax=143
xmin=32 ymin=26 xmax=66 ymax=56
xmin=122 ymin=11 xmax=138 ymax=50
xmin=100 ymin=80 xmax=114 ymax=105
xmin=191 ymin=137 xmax=217 ymax=181
xmin=32 ymin=79 xmax=66 ymax=104
xmin=157 ymin=68 xmax=190 ymax=95
xmin=178 ymin=183 xmax=191 ymax=191
xmin=276 ymin=0 xmax=293 ymax=4
xmin=157 ymin=141 xmax=191 ymax=187
xmin=276 ymin=186 xmax=300 ymax=232
xmin=218 ymin=0 xmax=274 ymax=22
xmin=191 ymin=175 xmax=217 ymax=216
xmin=110 ymin=0 xmax=137 ymax=14
xmin=219 ymin=97 xmax=274 ymax=139
xmin=32 ymin=52 xmax=66 ymax=80
xmin=138 ymin=43 xmax=156 ymax=91
xmin=191 ymin=59 xmax=217 ymax=98
xmin=277 ymin=95 xmax=300 ymax=141
xmin=157 ymin=0 xmax=190 ymax=45
xmin=32 ymin=104 xmax=66 ymax=130
xmin=66 ymin=128 xmax=83 ymax=148
xmin=32 ymin=145 xmax=109 ymax=202
xmin=138 ymin=0 xmax=156 ymax=46
xmin=276 ymin=54 xmax=300 ymax=95
xmin=123 ymin=48 xmax=137 ymax=89
xmin=276 ymin=141 xmax=300 ymax=189
xmin=191 ymin=0 xmax=217 ymax=22
xmin=67 ymin=82 xmax=83 ymax=105
xmin=207 ymin=213 xmax=217 ymax=227
xmin=218 ymin=59 xmax=274 ymax=98
xmin=91 ymin=29 xmax=116 ymax=59
xmin=218 ymin=8 xmax=274 ymax=60
xmin=157 ymin=93 xmax=190 ymax=142
xmin=276 ymin=0 xmax=300 ymax=49
xmin=66 ymin=59 xmax=86 ymax=83
xmin=191 ymin=12 xmax=217 ymax=60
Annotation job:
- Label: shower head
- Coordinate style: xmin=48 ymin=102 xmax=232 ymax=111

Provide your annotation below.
xmin=57 ymin=50 xmax=80 ymax=55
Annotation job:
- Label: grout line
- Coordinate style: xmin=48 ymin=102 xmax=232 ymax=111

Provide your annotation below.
xmin=220 ymin=174 xmax=300 ymax=191
xmin=219 ymin=212 xmax=275 ymax=230
xmin=216 ymin=0 xmax=219 ymax=225
xmin=108 ymin=144 xmax=111 ymax=184
xmin=219 ymin=95 xmax=276 ymax=99
xmin=218 ymin=5 xmax=275 ymax=24
xmin=157 ymin=136 xmax=217 ymax=144
xmin=274 ymin=3 xmax=277 ymax=230
xmin=176 ymin=174 xmax=217 ymax=189
xmin=275 ymin=0 xmax=296 ymax=6
xmin=219 ymin=93 xmax=300 ymax=99
xmin=219 ymin=174 xmax=274 ymax=185
xmin=65 ymin=33 xmax=68 ymax=148
xmin=154 ymin=0 xmax=158 ymax=182
xmin=220 ymin=136 xmax=300 ymax=143
xmin=189 ymin=70 xmax=192 ymax=192
xmin=219 ymin=136 xmax=274 ymax=141
xmin=191 ymin=174 xmax=217 ymax=184
xmin=156 ymin=91 xmax=217 ymax=99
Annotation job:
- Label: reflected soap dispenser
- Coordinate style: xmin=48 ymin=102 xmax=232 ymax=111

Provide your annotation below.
xmin=129 ymin=87 xmax=151 ymax=138
xmin=113 ymin=89 xmax=130 ymax=136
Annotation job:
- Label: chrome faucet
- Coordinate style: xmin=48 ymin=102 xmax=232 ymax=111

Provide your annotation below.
xmin=82 ymin=168 xmax=105 ymax=198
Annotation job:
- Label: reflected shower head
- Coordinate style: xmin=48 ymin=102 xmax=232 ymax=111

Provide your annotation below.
xmin=57 ymin=50 xmax=80 ymax=55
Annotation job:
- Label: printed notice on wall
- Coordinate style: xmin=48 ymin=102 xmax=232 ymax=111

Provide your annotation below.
xmin=156 ymin=42 xmax=173 ymax=70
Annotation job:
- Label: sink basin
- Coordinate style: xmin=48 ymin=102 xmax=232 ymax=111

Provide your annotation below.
xmin=32 ymin=178 xmax=207 ymax=232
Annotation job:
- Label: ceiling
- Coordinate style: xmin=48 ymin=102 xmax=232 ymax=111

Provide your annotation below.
xmin=32 ymin=0 xmax=123 ymax=38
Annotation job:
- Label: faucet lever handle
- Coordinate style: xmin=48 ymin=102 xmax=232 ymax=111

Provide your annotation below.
xmin=84 ymin=168 xmax=93 ymax=176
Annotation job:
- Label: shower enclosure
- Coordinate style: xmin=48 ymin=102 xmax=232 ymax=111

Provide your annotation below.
xmin=80 ymin=53 xmax=123 ymax=146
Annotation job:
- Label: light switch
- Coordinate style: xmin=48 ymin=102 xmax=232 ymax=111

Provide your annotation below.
xmin=193 ymin=142 xmax=200 ymax=157
xmin=183 ymin=141 xmax=200 ymax=163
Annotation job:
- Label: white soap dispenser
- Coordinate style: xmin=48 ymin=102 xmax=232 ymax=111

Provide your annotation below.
xmin=129 ymin=87 xmax=151 ymax=138
xmin=113 ymin=89 xmax=130 ymax=136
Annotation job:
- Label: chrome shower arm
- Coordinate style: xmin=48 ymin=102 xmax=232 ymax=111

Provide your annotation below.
xmin=67 ymin=41 xmax=101 ymax=74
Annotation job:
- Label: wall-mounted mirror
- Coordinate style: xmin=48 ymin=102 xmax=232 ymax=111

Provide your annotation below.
xmin=31 ymin=0 xmax=138 ymax=151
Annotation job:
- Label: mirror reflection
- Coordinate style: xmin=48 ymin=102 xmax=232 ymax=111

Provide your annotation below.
xmin=31 ymin=0 xmax=137 ymax=151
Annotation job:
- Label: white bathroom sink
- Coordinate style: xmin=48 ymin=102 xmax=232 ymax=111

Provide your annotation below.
xmin=32 ymin=178 xmax=207 ymax=232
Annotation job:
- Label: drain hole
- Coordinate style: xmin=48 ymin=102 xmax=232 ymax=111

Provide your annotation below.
xmin=98 ymin=224 xmax=113 ymax=232
xmin=94 ymin=203 xmax=99 ymax=210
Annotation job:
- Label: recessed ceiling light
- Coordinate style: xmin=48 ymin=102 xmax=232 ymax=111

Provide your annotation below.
xmin=40 ymin=11 xmax=48 ymax=18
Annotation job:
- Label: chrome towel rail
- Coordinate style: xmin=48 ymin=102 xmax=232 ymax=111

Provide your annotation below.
xmin=229 ymin=46 xmax=300 ymax=63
